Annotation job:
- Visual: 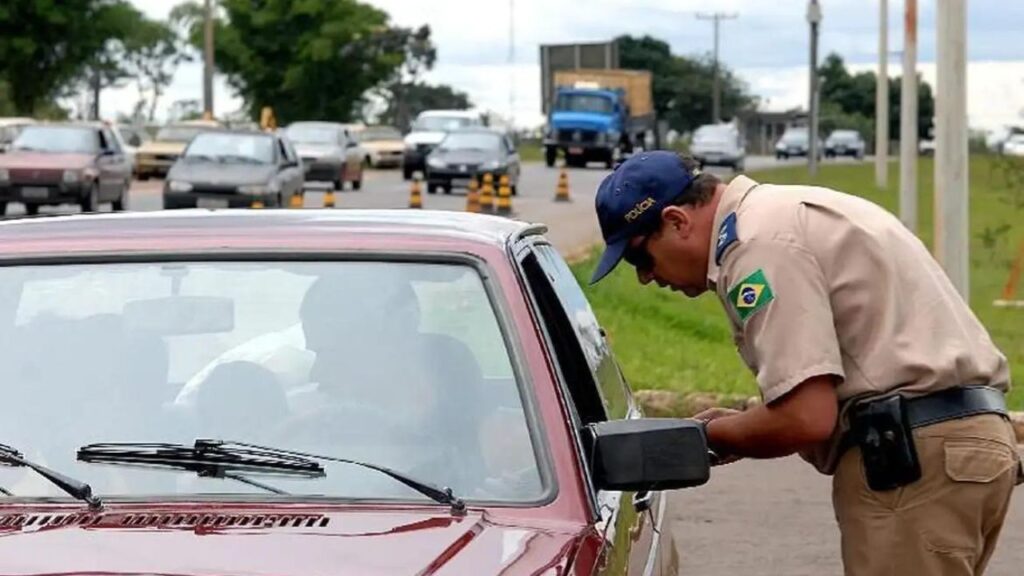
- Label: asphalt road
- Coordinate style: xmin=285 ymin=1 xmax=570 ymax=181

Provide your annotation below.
xmin=8 ymin=155 xmax=1020 ymax=574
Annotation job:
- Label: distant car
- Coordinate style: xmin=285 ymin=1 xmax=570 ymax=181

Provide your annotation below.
xmin=775 ymin=127 xmax=822 ymax=160
xmin=135 ymin=120 xmax=222 ymax=180
xmin=284 ymin=121 xmax=364 ymax=191
xmin=425 ymin=128 xmax=520 ymax=195
xmin=689 ymin=123 xmax=745 ymax=171
xmin=0 ymin=122 xmax=131 ymax=214
xmin=824 ymin=130 xmax=865 ymax=159
xmin=0 ymin=117 xmax=35 ymax=153
xmin=357 ymin=125 xmax=405 ymax=168
xmin=117 ymin=123 xmax=152 ymax=168
xmin=403 ymin=110 xmax=485 ymax=180
xmin=1002 ymin=134 xmax=1024 ymax=157
xmin=163 ymin=129 xmax=305 ymax=209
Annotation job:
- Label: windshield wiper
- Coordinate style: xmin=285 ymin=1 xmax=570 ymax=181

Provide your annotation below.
xmin=78 ymin=440 xmax=325 ymax=495
xmin=0 ymin=443 xmax=102 ymax=510
xmin=79 ymin=440 xmax=466 ymax=515
xmin=218 ymin=154 xmax=263 ymax=165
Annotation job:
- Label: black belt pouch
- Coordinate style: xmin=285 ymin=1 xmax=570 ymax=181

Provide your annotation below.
xmin=850 ymin=394 xmax=922 ymax=491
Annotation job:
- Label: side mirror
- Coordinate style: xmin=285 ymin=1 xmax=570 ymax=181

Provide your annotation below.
xmin=587 ymin=418 xmax=710 ymax=492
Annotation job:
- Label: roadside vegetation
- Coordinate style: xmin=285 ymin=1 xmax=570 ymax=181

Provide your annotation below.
xmin=570 ymin=156 xmax=1024 ymax=410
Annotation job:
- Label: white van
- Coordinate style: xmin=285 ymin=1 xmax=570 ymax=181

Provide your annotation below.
xmin=689 ymin=123 xmax=745 ymax=171
xmin=402 ymin=110 xmax=484 ymax=179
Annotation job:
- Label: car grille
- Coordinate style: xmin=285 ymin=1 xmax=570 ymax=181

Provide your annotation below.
xmin=556 ymin=129 xmax=599 ymax=144
xmin=0 ymin=512 xmax=330 ymax=531
xmin=190 ymin=184 xmax=239 ymax=195
xmin=8 ymin=169 xmax=62 ymax=185
xmin=156 ymin=154 xmax=178 ymax=162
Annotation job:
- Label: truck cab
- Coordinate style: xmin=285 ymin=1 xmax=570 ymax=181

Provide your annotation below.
xmin=545 ymin=87 xmax=625 ymax=169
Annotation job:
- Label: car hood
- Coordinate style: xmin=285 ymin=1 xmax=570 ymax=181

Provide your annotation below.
xmin=363 ymin=140 xmax=405 ymax=152
xmin=405 ymin=131 xmax=450 ymax=146
xmin=294 ymin=143 xmax=342 ymax=159
xmin=167 ymin=161 xmax=276 ymax=186
xmin=138 ymin=141 xmax=188 ymax=155
xmin=549 ymin=111 xmax=614 ymax=132
xmin=0 ymin=505 xmax=587 ymax=575
xmin=0 ymin=152 xmax=95 ymax=170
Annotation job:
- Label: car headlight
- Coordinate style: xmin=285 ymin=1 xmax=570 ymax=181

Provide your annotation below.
xmin=238 ymin=184 xmax=269 ymax=195
xmin=167 ymin=181 xmax=193 ymax=193
xmin=0 ymin=168 xmax=8 ymax=182
xmin=62 ymin=170 xmax=80 ymax=184
xmin=427 ymin=156 xmax=447 ymax=169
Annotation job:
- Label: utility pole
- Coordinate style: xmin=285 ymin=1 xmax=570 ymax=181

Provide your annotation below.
xmin=875 ymin=0 xmax=889 ymax=189
xmin=509 ymin=0 xmax=515 ymax=131
xmin=696 ymin=12 xmax=738 ymax=124
xmin=899 ymin=0 xmax=918 ymax=232
xmin=935 ymin=0 xmax=969 ymax=298
xmin=203 ymin=0 xmax=215 ymax=119
xmin=807 ymin=0 xmax=822 ymax=177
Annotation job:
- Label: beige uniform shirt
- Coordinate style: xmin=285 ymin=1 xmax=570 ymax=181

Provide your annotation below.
xmin=707 ymin=175 xmax=1011 ymax=474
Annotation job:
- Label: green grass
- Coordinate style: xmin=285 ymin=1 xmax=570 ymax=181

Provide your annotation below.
xmin=570 ymin=156 xmax=1024 ymax=409
xmin=518 ymin=141 xmax=545 ymax=164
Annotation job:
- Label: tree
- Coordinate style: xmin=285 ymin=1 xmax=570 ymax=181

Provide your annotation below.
xmin=0 ymin=0 xmax=141 ymax=115
xmin=172 ymin=0 xmax=437 ymax=124
xmin=124 ymin=19 xmax=190 ymax=122
xmin=616 ymin=35 xmax=754 ymax=133
xmin=378 ymin=83 xmax=471 ymax=131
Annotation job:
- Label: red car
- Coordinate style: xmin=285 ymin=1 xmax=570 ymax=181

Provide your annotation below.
xmin=0 ymin=209 xmax=710 ymax=575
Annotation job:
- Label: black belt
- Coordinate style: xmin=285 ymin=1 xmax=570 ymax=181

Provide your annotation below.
xmin=901 ymin=385 xmax=1008 ymax=429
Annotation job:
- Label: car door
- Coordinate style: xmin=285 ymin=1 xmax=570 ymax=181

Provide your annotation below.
xmin=341 ymin=129 xmax=362 ymax=180
xmin=98 ymin=128 xmax=129 ymax=200
xmin=277 ymin=136 xmax=304 ymax=195
xmin=503 ymin=135 xmax=521 ymax=187
xmin=515 ymin=240 xmax=672 ymax=576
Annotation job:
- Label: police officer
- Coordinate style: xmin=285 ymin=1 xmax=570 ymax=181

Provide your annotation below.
xmin=589 ymin=150 xmax=1019 ymax=575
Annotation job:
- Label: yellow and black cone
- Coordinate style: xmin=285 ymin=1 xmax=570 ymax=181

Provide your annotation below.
xmin=496 ymin=174 xmax=513 ymax=217
xmin=250 ymin=197 xmax=265 ymax=209
xmin=289 ymin=192 xmax=304 ymax=209
xmin=323 ymin=189 xmax=336 ymax=208
xmin=409 ymin=174 xmax=423 ymax=209
xmin=479 ymin=173 xmax=495 ymax=212
xmin=555 ymin=168 xmax=571 ymax=202
xmin=465 ymin=176 xmax=481 ymax=213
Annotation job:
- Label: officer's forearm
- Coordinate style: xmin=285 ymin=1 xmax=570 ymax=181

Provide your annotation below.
xmin=706 ymin=376 xmax=839 ymax=459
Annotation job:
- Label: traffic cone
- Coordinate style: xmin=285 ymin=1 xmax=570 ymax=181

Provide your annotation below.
xmin=555 ymin=168 xmax=571 ymax=202
xmin=250 ymin=198 xmax=265 ymax=209
xmin=323 ymin=189 xmax=336 ymax=208
xmin=409 ymin=174 xmax=423 ymax=209
xmin=289 ymin=192 xmax=304 ymax=209
xmin=495 ymin=174 xmax=512 ymax=217
xmin=465 ymin=176 xmax=481 ymax=213
xmin=479 ymin=173 xmax=495 ymax=212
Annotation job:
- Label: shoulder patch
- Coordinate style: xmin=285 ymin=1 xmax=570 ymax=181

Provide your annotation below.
xmin=727 ymin=268 xmax=774 ymax=322
xmin=715 ymin=212 xmax=738 ymax=265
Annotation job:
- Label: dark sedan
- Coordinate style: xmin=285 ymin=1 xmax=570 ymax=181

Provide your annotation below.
xmin=425 ymin=129 xmax=520 ymax=195
xmin=0 ymin=123 xmax=131 ymax=215
xmin=163 ymin=130 xmax=305 ymax=209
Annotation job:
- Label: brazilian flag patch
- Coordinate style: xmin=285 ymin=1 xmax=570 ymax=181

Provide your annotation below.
xmin=727 ymin=268 xmax=774 ymax=322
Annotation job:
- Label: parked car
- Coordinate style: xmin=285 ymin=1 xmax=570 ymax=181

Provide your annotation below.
xmin=0 ymin=117 xmax=35 ymax=153
xmin=357 ymin=125 xmax=405 ymax=168
xmin=1001 ymin=134 xmax=1024 ymax=157
xmin=283 ymin=121 xmax=364 ymax=191
xmin=824 ymin=129 xmax=865 ymax=159
xmin=426 ymin=128 xmax=520 ymax=195
xmin=0 ymin=208 xmax=710 ymax=574
xmin=402 ymin=110 xmax=485 ymax=180
xmin=135 ymin=119 xmax=222 ymax=180
xmin=0 ymin=122 xmax=130 ymax=214
xmin=689 ymin=123 xmax=745 ymax=171
xmin=775 ymin=127 xmax=823 ymax=160
xmin=163 ymin=129 xmax=305 ymax=209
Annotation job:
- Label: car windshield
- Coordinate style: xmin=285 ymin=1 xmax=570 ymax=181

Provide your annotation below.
xmin=285 ymin=125 xmax=338 ymax=145
xmin=781 ymin=130 xmax=808 ymax=143
xmin=360 ymin=127 xmax=402 ymax=141
xmin=184 ymin=133 xmax=276 ymax=164
xmin=693 ymin=128 xmax=733 ymax=144
xmin=438 ymin=132 xmax=502 ymax=152
xmin=412 ymin=116 xmax=477 ymax=132
xmin=156 ymin=126 xmax=210 ymax=143
xmin=556 ymin=93 xmax=614 ymax=114
xmin=11 ymin=126 xmax=100 ymax=154
xmin=0 ymin=260 xmax=543 ymax=504
xmin=829 ymin=131 xmax=858 ymax=142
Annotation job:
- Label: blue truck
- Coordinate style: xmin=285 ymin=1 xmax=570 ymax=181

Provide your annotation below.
xmin=540 ymin=62 xmax=654 ymax=169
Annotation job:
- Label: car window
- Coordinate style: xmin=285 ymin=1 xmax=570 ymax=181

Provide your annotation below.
xmin=102 ymin=128 xmax=121 ymax=153
xmin=12 ymin=126 xmax=101 ymax=154
xmin=0 ymin=260 xmax=544 ymax=504
xmin=183 ymin=133 xmax=276 ymax=164
xmin=281 ymin=138 xmax=298 ymax=163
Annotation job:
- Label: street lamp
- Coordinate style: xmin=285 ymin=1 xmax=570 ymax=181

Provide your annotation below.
xmin=807 ymin=0 xmax=822 ymax=176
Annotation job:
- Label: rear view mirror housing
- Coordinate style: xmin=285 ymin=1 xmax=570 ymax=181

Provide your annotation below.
xmin=587 ymin=418 xmax=710 ymax=492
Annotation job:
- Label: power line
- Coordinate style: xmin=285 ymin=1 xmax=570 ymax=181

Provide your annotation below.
xmin=696 ymin=11 xmax=739 ymax=124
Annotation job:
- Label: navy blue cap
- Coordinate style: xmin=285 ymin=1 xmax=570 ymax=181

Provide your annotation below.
xmin=589 ymin=151 xmax=701 ymax=284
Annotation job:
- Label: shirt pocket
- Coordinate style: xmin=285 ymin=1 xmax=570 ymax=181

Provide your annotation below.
xmin=943 ymin=438 xmax=1017 ymax=484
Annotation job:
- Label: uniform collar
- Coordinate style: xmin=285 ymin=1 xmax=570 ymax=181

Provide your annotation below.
xmin=706 ymin=175 xmax=760 ymax=287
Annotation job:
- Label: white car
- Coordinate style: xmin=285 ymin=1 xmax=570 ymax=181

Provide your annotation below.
xmin=825 ymin=129 xmax=866 ymax=159
xmin=357 ymin=125 xmax=405 ymax=168
xmin=402 ymin=110 xmax=484 ymax=180
xmin=1001 ymin=134 xmax=1024 ymax=157
xmin=0 ymin=117 xmax=35 ymax=153
xmin=689 ymin=123 xmax=745 ymax=171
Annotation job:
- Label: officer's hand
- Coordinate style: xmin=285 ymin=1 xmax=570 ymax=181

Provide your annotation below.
xmin=692 ymin=407 xmax=741 ymax=423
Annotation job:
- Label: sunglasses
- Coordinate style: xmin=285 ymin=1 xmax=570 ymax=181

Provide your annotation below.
xmin=623 ymin=234 xmax=654 ymax=272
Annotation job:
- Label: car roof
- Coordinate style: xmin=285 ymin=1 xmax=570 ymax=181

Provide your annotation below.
xmin=0 ymin=210 xmax=547 ymax=257
xmin=417 ymin=110 xmax=480 ymax=118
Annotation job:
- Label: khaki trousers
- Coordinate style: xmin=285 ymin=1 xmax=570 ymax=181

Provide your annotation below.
xmin=833 ymin=414 xmax=1020 ymax=576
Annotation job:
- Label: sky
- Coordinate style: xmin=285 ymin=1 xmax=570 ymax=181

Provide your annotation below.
xmin=100 ymin=0 xmax=1024 ymax=133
